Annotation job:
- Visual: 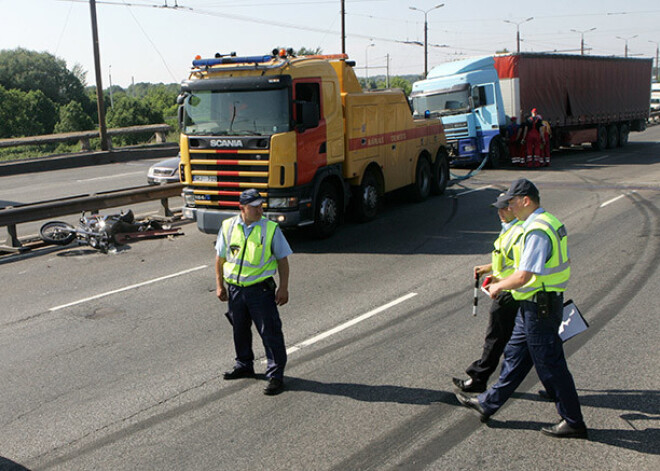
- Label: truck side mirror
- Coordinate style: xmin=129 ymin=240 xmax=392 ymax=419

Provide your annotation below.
xmin=178 ymin=105 xmax=184 ymax=130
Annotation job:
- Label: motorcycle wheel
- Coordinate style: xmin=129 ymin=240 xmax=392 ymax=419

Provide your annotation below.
xmin=40 ymin=221 xmax=76 ymax=245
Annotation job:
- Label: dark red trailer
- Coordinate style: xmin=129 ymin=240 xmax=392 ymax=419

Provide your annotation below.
xmin=494 ymin=53 xmax=652 ymax=149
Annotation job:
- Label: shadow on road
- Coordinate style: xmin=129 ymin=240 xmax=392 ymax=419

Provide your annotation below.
xmin=0 ymin=456 xmax=31 ymax=470
xmin=286 ymin=377 xmax=457 ymax=406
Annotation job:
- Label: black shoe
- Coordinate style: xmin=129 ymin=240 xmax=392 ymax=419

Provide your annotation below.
xmin=223 ymin=367 xmax=255 ymax=380
xmin=538 ymin=389 xmax=557 ymax=401
xmin=541 ymin=419 xmax=588 ymax=439
xmin=455 ymin=391 xmax=490 ymax=422
xmin=263 ymin=378 xmax=284 ymax=396
xmin=452 ymin=377 xmax=487 ymax=393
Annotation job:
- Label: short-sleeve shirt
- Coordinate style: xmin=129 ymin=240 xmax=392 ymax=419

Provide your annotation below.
xmin=518 ymin=208 xmax=552 ymax=274
xmin=215 ymin=217 xmax=293 ymax=260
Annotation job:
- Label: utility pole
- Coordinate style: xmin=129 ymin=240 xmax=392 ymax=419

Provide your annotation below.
xmin=341 ymin=0 xmax=346 ymax=55
xmin=409 ymin=4 xmax=444 ymax=78
xmin=89 ymin=0 xmax=109 ymax=151
xmin=386 ymin=53 xmax=390 ymax=88
xmin=571 ymin=28 xmax=596 ymax=55
xmin=504 ymin=17 xmax=534 ymax=54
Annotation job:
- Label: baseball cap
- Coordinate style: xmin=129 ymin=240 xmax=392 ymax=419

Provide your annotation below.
xmin=491 ymin=192 xmax=509 ymax=209
xmin=531 ymin=108 xmax=537 ymax=114
xmin=495 ymin=178 xmax=539 ymax=206
xmin=239 ymin=188 xmax=265 ymax=206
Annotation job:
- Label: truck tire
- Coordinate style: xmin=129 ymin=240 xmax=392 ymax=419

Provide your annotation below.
xmin=312 ymin=182 xmax=340 ymax=238
xmin=606 ymin=124 xmax=619 ymax=148
xmin=591 ymin=125 xmax=607 ymax=151
xmin=487 ymin=137 xmax=503 ymax=169
xmin=431 ymin=148 xmax=449 ymax=195
xmin=618 ymin=123 xmax=629 ymax=147
xmin=353 ymin=171 xmax=381 ymax=222
xmin=410 ymin=156 xmax=431 ymax=202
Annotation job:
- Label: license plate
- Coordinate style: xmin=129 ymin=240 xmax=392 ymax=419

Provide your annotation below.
xmin=194 ymin=175 xmax=217 ymax=183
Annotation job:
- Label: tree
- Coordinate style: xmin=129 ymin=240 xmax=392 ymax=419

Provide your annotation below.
xmin=54 ymin=101 xmax=95 ymax=133
xmin=0 ymin=85 xmax=57 ymax=138
xmin=106 ymin=96 xmax=163 ymax=145
xmin=389 ymin=77 xmax=412 ymax=96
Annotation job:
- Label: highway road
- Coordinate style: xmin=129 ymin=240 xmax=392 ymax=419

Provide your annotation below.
xmin=1 ymin=128 xmax=659 ymax=470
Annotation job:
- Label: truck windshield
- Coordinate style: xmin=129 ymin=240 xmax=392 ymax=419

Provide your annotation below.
xmin=182 ymin=88 xmax=290 ymax=136
xmin=412 ymin=89 xmax=469 ymax=117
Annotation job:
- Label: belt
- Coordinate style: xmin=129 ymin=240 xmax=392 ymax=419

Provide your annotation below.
xmin=227 ymin=277 xmax=275 ymax=289
xmin=530 ymin=291 xmax=561 ymax=303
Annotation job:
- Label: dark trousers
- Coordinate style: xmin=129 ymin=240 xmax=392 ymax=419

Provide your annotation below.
xmin=478 ymin=294 xmax=585 ymax=427
xmin=227 ymin=281 xmax=287 ymax=380
xmin=465 ymin=291 xmax=518 ymax=385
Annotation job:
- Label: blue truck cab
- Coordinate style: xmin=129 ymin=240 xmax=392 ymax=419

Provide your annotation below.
xmin=410 ymin=56 xmax=508 ymax=167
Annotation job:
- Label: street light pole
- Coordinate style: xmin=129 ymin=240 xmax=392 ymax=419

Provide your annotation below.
xmin=365 ymin=42 xmax=374 ymax=85
xmin=617 ymin=35 xmax=637 ymax=58
xmin=570 ymin=27 xmax=596 ymax=55
xmin=409 ymin=4 xmax=444 ymax=78
xmin=649 ymin=40 xmax=659 ymax=81
xmin=341 ymin=0 xmax=346 ymax=55
xmin=504 ymin=17 xmax=534 ymax=54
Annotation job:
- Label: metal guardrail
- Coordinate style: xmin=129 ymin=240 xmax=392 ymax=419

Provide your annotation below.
xmin=0 ymin=124 xmax=173 ymax=152
xmin=0 ymin=183 xmax=183 ymax=251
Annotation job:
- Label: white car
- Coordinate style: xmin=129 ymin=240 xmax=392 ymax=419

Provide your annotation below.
xmin=147 ymin=157 xmax=181 ymax=185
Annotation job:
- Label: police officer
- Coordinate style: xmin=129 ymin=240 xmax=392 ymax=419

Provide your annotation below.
xmin=215 ymin=188 xmax=292 ymax=396
xmin=455 ymin=178 xmax=588 ymax=439
xmin=453 ymin=193 xmax=523 ymax=393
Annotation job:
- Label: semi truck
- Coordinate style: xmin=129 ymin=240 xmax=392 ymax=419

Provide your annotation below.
xmin=410 ymin=53 xmax=653 ymax=166
xmin=177 ymin=49 xmax=449 ymax=238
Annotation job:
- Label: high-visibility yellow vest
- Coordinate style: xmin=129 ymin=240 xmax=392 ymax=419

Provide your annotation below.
xmin=512 ymin=211 xmax=570 ymax=301
xmin=222 ymin=216 xmax=278 ymax=287
xmin=492 ymin=220 xmax=523 ymax=280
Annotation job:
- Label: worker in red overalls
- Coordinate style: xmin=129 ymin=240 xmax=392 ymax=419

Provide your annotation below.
xmin=520 ymin=109 xmax=544 ymax=167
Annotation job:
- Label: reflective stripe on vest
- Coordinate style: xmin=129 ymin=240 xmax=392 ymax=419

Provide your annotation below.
xmin=222 ymin=216 xmax=278 ymax=287
xmin=491 ymin=221 xmax=523 ymax=279
xmin=512 ymin=211 xmax=571 ymax=301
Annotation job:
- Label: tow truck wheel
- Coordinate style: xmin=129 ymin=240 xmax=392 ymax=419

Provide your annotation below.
xmin=431 ymin=149 xmax=449 ymax=195
xmin=410 ymin=156 xmax=431 ymax=202
xmin=354 ymin=171 xmax=381 ymax=222
xmin=312 ymin=182 xmax=340 ymax=238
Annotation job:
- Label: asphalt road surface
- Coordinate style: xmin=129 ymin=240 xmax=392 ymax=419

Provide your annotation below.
xmin=1 ymin=128 xmax=659 ymax=470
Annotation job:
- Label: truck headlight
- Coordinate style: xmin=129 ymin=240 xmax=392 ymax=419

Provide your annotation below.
xmin=183 ymin=193 xmax=196 ymax=206
xmin=464 ymin=144 xmax=476 ymax=153
xmin=269 ymin=196 xmax=298 ymax=208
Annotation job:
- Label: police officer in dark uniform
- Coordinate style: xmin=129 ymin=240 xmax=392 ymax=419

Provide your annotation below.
xmin=215 ymin=189 xmax=292 ymax=396
xmin=455 ymin=179 xmax=588 ymax=439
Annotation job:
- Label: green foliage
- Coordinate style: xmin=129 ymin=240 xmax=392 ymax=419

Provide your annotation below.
xmin=0 ymin=85 xmax=57 ymax=137
xmin=54 ymin=101 xmax=95 ymax=133
xmin=106 ymin=95 xmax=164 ymax=145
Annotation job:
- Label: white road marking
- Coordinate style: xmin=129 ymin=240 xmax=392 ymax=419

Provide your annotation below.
xmin=76 ymin=171 xmax=144 ymax=182
xmin=49 ymin=265 xmax=208 ymax=312
xmin=599 ymin=194 xmax=626 ymax=208
xmin=456 ymin=185 xmax=494 ymax=197
xmin=587 ymin=154 xmax=610 ymax=163
xmin=284 ymin=292 xmax=418 ymax=356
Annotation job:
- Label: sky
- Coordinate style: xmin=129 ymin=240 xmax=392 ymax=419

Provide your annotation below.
xmin=1 ymin=0 xmax=659 ymax=88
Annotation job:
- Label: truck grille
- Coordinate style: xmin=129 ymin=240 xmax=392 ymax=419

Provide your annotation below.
xmin=188 ymin=148 xmax=270 ymax=207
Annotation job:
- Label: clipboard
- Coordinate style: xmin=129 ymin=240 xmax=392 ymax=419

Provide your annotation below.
xmin=558 ymin=299 xmax=588 ymax=342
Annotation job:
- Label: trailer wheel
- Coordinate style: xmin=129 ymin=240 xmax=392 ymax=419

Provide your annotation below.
xmin=591 ymin=125 xmax=607 ymax=151
xmin=618 ymin=123 xmax=629 ymax=147
xmin=606 ymin=124 xmax=619 ymax=148
xmin=410 ymin=156 xmax=431 ymax=202
xmin=487 ymin=137 xmax=503 ymax=168
xmin=354 ymin=171 xmax=381 ymax=222
xmin=431 ymin=148 xmax=449 ymax=195
xmin=312 ymin=182 xmax=340 ymax=238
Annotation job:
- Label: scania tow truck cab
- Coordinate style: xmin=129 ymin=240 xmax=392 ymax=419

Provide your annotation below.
xmin=179 ymin=49 xmax=449 ymax=238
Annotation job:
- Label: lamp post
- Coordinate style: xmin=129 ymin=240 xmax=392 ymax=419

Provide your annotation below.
xmin=570 ymin=27 xmax=596 ymax=55
xmin=649 ymin=40 xmax=659 ymax=81
xmin=409 ymin=3 xmax=444 ymax=78
xmin=617 ymin=35 xmax=637 ymax=58
xmin=365 ymin=42 xmax=375 ymax=86
xmin=504 ymin=17 xmax=534 ymax=54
